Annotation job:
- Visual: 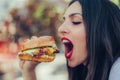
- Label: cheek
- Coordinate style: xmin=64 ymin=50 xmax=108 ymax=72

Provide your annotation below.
xmin=72 ymin=45 xmax=88 ymax=67
xmin=74 ymin=28 xmax=87 ymax=65
xmin=72 ymin=24 xmax=86 ymax=41
xmin=76 ymin=29 xmax=87 ymax=58
xmin=73 ymin=28 xmax=86 ymax=45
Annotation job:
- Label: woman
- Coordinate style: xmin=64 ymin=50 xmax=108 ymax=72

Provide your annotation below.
xmin=19 ymin=0 xmax=120 ymax=80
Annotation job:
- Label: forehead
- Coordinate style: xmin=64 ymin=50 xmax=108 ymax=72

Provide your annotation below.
xmin=64 ymin=1 xmax=82 ymax=17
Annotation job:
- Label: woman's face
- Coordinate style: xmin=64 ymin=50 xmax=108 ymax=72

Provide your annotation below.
xmin=58 ymin=1 xmax=88 ymax=67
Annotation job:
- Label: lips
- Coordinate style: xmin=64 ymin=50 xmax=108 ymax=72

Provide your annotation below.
xmin=61 ymin=37 xmax=73 ymax=59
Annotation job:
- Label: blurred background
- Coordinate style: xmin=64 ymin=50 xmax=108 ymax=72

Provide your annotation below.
xmin=0 ymin=0 xmax=120 ymax=80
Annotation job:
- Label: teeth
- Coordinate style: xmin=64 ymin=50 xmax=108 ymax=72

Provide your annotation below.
xmin=62 ymin=40 xmax=70 ymax=43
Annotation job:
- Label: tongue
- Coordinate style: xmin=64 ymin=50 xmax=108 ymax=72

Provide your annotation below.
xmin=65 ymin=50 xmax=72 ymax=59
xmin=64 ymin=42 xmax=73 ymax=59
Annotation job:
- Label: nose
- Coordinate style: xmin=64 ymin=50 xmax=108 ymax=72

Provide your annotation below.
xmin=58 ymin=22 xmax=70 ymax=36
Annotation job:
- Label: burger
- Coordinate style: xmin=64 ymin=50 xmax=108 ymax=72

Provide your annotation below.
xmin=18 ymin=36 xmax=59 ymax=62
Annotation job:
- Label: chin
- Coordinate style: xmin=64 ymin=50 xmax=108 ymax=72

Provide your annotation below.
xmin=67 ymin=60 xmax=80 ymax=68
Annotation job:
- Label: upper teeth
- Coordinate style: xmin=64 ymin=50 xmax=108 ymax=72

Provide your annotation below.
xmin=62 ymin=40 xmax=70 ymax=43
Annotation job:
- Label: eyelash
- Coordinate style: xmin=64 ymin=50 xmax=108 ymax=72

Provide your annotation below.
xmin=72 ymin=21 xmax=81 ymax=25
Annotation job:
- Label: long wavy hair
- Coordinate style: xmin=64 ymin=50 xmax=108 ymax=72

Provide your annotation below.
xmin=67 ymin=0 xmax=120 ymax=80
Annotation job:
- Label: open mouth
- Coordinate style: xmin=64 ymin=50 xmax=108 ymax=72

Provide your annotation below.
xmin=62 ymin=38 xmax=73 ymax=59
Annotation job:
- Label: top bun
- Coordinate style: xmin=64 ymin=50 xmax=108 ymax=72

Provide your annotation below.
xmin=21 ymin=36 xmax=57 ymax=51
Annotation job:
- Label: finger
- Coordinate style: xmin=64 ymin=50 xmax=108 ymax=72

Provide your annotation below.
xmin=32 ymin=61 xmax=40 ymax=65
xmin=19 ymin=60 xmax=25 ymax=69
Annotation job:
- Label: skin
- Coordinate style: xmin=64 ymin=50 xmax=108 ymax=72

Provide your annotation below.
xmin=58 ymin=1 xmax=88 ymax=67
xmin=19 ymin=60 xmax=38 ymax=80
xmin=19 ymin=1 xmax=88 ymax=80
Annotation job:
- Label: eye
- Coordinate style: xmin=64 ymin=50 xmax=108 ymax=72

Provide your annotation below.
xmin=72 ymin=21 xmax=81 ymax=25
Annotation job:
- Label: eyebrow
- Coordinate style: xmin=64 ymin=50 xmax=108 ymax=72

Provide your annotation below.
xmin=69 ymin=13 xmax=82 ymax=17
xmin=63 ymin=13 xmax=82 ymax=20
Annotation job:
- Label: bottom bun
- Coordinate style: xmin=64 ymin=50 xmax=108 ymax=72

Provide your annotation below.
xmin=19 ymin=54 xmax=55 ymax=62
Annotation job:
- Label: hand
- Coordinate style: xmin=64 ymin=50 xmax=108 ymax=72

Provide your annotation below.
xmin=19 ymin=60 xmax=39 ymax=71
xmin=19 ymin=60 xmax=39 ymax=80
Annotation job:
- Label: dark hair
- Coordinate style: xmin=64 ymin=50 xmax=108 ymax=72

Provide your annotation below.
xmin=67 ymin=0 xmax=120 ymax=80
